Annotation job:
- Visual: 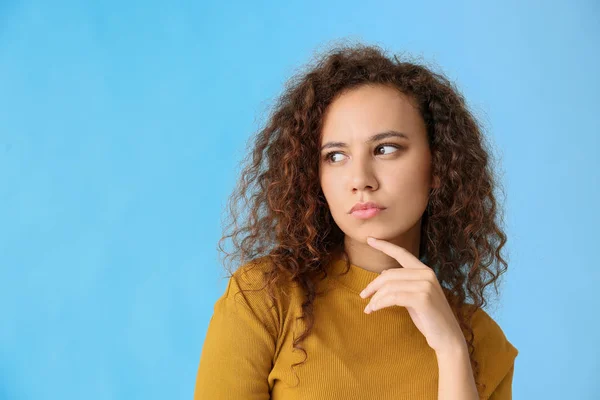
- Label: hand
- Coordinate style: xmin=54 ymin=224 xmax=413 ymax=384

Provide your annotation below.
xmin=359 ymin=237 xmax=466 ymax=355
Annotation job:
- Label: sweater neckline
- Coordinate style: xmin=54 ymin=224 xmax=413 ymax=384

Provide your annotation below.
xmin=327 ymin=255 xmax=383 ymax=294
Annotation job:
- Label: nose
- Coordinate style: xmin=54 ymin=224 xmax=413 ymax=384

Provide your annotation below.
xmin=349 ymin=157 xmax=378 ymax=193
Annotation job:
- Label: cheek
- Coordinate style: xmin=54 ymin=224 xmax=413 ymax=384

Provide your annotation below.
xmin=401 ymin=151 xmax=432 ymax=184
xmin=384 ymin=160 xmax=432 ymax=201
xmin=319 ymin=175 xmax=337 ymax=202
xmin=320 ymin=175 xmax=347 ymax=215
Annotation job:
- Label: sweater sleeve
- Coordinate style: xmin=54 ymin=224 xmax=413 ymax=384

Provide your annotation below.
xmin=471 ymin=308 xmax=519 ymax=400
xmin=193 ymin=271 xmax=279 ymax=400
xmin=487 ymin=364 xmax=515 ymax=400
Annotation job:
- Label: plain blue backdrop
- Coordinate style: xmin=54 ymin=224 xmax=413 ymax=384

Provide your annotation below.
xmin=1 ymin=0 xmax=598 ymax=399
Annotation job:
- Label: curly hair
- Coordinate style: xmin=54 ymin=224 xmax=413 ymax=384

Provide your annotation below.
xmin=217 ymin=40 xmax=509 ymax=395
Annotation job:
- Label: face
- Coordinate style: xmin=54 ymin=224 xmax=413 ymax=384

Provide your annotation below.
xmin=318 ymin=84 xmax=437 ymax=244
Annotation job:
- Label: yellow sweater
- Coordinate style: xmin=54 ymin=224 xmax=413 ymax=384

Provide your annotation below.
xmin=194 ymin=256 xmax=518 ymax=400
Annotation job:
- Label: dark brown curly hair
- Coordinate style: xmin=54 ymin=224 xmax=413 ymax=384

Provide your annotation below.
xmin=217 ymin=40 xmax=509 ymax=395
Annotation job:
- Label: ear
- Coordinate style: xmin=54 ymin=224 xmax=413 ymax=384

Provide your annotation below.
xmin=431 ymin=175 xmax=441 ymax=190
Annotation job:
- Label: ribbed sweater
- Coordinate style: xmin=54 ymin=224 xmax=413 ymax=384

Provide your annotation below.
xmin=194 ymin=256 xmax=518 ymax=400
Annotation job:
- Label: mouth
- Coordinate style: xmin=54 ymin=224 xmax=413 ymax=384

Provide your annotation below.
xmin=350 ymin=207 xmax=385 ymax=219
xmin=349 ymin=201 xmax=385 ymax=213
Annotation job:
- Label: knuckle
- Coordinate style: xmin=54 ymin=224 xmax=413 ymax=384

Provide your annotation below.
xmin=425 ymin=269 xmax=437 ymax=281
xmin=422 ymin=280 xmax=435 ymax=291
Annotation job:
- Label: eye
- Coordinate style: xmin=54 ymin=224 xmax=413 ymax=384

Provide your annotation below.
xmin=375 ymin=143 xmax=401 ymax=155
xmin=325 ymin=152 xmax=345 ymax=163
xmin=323 ymin=143 xmax=403 ymax=164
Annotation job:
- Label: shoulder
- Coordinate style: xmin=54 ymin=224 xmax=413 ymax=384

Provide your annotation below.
xmin=219 ymin=256 xmax=298 ymax=334
xmin=468 ymin=305 xmax=519 ymax=399
xmin=470 ymin=306 xmax=518 ymax=357
xmin=225 ymin=255 xmax=293 ymax=302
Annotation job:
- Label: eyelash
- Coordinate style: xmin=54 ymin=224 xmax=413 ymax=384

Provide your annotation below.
xmin=323 ymin=143 xmax=404 ymax=164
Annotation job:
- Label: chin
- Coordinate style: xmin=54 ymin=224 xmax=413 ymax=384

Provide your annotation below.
xmin=352 ymin=221 xmax=417 ymax=242
xmin=345 ymin=229 xmax=396 ymax=243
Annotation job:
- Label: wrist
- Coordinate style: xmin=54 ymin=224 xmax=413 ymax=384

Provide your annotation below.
xmin=435 ymin=339 xmax=469 ymax=361
xmin=435 ymin=339 xmax=479 ymax=400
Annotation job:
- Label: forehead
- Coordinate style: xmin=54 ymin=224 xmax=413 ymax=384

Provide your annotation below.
xmin=320 ymin=84 xmax=424 ymax=142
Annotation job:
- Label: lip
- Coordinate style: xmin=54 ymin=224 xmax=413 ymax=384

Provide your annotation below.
xmin=351 ymin=207 xmax=384 ymax=219
xmin=349 ymin=201 xmax=385 ymax=213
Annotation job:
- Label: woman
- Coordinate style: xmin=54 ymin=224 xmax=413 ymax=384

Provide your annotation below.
xmin=194 ymin=42 xmax=518 ymax=400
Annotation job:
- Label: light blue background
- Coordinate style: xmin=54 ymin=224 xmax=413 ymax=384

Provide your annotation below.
xmin=1 ymin=0 xmax=598 ymax=399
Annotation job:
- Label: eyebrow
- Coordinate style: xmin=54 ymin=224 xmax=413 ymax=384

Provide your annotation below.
xmin=320 ymin=130 xmax=409 ymax=152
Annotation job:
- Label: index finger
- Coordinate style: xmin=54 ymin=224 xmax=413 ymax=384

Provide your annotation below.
xmin=366 ymin=237 xmax=428 ymax=270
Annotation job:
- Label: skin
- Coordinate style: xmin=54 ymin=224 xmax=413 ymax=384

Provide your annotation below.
xmin=318 ymin=84 xmax=479 ymax=399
